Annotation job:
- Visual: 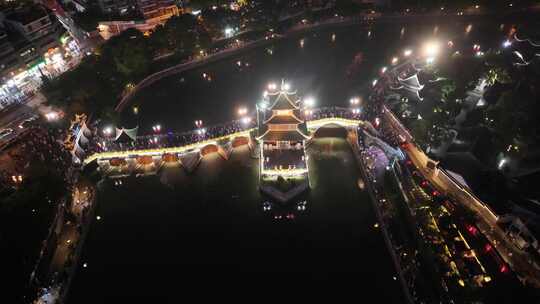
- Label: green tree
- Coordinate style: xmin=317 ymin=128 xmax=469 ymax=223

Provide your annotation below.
xmin=72 ymin=7 xmax=102 ymax=32
xmin=485 ymin=67 xmax=512 ymax=86
xmin=189 ymin=0 xmax=226 ymax=10
xmin=440 ymin=79 xmax=456 ymax=102
xmin=149 ymin=14 xmax=211 ymax=56
xmin=408 ymin=119 xmax=430 ymax=148
xmin=335 ymin=0 xmax=364 ymax=16
xmin=100 ymin=28 xmax=152 ymax=80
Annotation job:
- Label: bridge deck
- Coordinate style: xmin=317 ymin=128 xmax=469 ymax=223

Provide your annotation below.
xmin=84 ymin=118 xmax=363 ymax=165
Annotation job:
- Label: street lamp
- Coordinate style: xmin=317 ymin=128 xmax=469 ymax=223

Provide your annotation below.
xmin=237 ymin=107 xmax=248 ymax=116
xmin=241 ymin=116 xmax=251 ymax=125
xmin=45 ymin=111 xmax=59 ymax=121
xmin=422 ymin=41 xmax=440 ymax=57
xmin=503 ymin=40 xmax=512 ymax=48
xmin=152 ymin=124 xmax=161 ymax=132
xmin=103 ymin=126 xmax=113 ymax=137
xmin=303 ymin=97 xmax=315 ymax=108
xmin=224 ymin=27 xmax=234 ymax=38
xmin=268 ymin=83 xmax=277 ymax=91
xmin=391 ymin=57 xmax=399 ymax=65
xmin=195 ymin=120 xmax=203 ymax=128
xmin=350 ymin=97 xmax=361 ymax=105
xmin=256 ymin=99 xmax=270 ymax=132
xmin=403 ymin=49 xmax=413 ymax=57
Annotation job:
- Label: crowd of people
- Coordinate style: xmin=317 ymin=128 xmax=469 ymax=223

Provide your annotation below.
xmin=91 ymin=119 xmax=255 ymax=154
xmin=0 ymin=127 xmax=72 ymax=192
xmin=309 ymin=106 xmax=363 ymax=121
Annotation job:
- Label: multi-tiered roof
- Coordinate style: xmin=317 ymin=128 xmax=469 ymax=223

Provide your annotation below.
xmin=257 ymin=85 xmax=309 ymax=142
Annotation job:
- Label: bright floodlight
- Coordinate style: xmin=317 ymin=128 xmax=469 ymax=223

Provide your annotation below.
xmin=403 ymin=49 xmax=413 ymax=57
xmin=304 ymin=97 xmax=315 ymax=107
xmin=422 ymin=41 xmax=441 ymax=57
xmin=381 ymin=66 xmax=387 ymax=73
xmin=103 ymin=126 xmax=113 ymax=135
xmin=503 ymin=40 xmax=512 ymax=48
xmin=372 ymin=79 xmax=378 ymax=87
xmin=350 ymin=97 xmax=360 ymax=105
xmin=238 ymin=107 xmax=248 ymax=116
xmin=45 ymin=111 xmax=59 ymax=121
xmin=391 ymin=57 xmax=399 ymax=65
xmin=268 ymin=83 xmax=277 ymax=90
xmin=241 ymin=117 xmax=251 ymax=125
xmin=224 ymin=27 xmax=234 ymax=37
xmin=283 ymin=83 xmax=291 ymax=91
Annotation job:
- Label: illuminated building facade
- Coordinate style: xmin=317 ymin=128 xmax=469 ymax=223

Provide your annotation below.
xmin=97 ymin=0 xmax=179 ymax=39
xmin=257 ymin=82 xmax=310 ymax=181
xmin=0 ymin=4 xmax=76 ymax=109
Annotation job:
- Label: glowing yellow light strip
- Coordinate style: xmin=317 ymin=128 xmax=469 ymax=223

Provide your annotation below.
xmin=260 ymin=168 xmax=308 ymax=177
xmin=85 ymin=117 xmax=363 ymax=165
xmin=457 ymin=230 xmax=487 ymax=273
xmin=306 ymin=117 xmax=362 ymax=130
xmin=84 ymin=129 xmax=253 ymax=164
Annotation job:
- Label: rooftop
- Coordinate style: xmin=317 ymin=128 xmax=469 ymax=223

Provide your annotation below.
xmin=6 ymin=6 xmax=49 ymax=25
xmin=264 ymin=113 xmax=303 ymax=125
xmin=268 ymin=91 xmax=299 ymax=111
xmin=258 ymin=129 xmax=309 ymax=142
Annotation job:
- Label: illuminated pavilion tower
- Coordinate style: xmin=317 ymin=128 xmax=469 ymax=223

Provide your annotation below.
xmin=257 ymin=82 xmax=310 ymax=184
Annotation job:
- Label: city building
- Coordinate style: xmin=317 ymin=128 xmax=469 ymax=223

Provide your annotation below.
xmin=0 ymin=4 xmax=79 ymax=109
xmin=97 ymin=0 xmax=179 ymax=39
xmin=66 ymin=0 xmax=92 ymax=13
xmin=98 ymin=0 xmax=132 ymax=15
xmin=0 ymin=29 xmax=14 ymax=58
xmin=40 ymin=0 xmax=89 ymax=44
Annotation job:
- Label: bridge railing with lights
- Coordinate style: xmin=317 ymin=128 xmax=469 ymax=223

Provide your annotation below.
xmin=83 ymin=107 xmax=365 ymax=164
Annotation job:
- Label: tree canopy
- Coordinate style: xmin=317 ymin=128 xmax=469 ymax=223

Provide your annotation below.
xmin=43 ymin=13 xmax=216 ymax=122
xmin=149 ymin=14 xmax=211 ymax=55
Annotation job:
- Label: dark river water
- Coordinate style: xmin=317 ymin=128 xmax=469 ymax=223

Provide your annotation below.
xmin=68 ymin=17 xmax=524 ymax=302
xmin=120 ymin=17 xmax=510 ymax=133
xmin=69 ymin=139 xmax=404 ymax=302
